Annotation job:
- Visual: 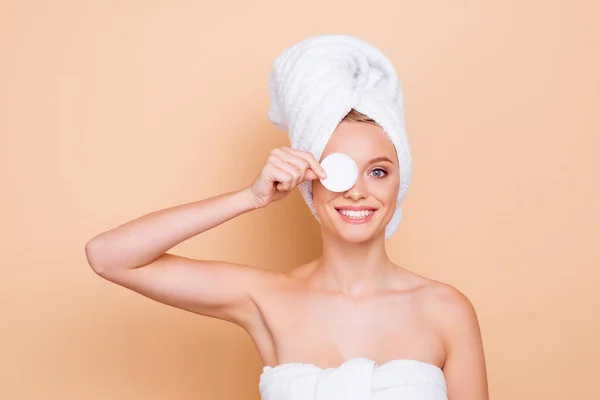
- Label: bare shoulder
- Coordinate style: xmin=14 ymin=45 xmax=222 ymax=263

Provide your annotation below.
xmin=415 ymin=277 xmax=486 ymax=379
xmin=390 ymin=268 xmax=471 ymax=308
xmin=398 ymin=272 xmax=482 ymax=349
xmin=412 ymin=278 xmax=488 ymax=397
xmin=419 ymin=279 xmax=479 ymax=324
xmin=415 ymin=279 xmax=481 ymax=340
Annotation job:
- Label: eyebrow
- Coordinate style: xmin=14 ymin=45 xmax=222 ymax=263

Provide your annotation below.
xmin=368 ymin=156 xmax=395 ymax=165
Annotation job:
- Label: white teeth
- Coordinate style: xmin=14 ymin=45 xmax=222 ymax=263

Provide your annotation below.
xmin=338 ymin=209 xmax=374 ymax=219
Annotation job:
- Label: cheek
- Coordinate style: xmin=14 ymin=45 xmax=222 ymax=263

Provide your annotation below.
xmin=312 ymin=182 xmax=336 ymax=206
xmin=372 ymin=178 xmax=399 ymax=204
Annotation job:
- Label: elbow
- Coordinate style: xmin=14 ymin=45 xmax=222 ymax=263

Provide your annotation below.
xmin=85 ymin=237 xmax=111 ymax=278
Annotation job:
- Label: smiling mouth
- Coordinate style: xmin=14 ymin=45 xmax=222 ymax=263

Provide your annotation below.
xmin=334 ymin=207 xmax=379 ymax=224
xmin=337 ymin=209 xmax=375 ymax=219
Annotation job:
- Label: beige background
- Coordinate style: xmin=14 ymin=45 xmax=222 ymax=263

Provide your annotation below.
xmin=2 ymin=1 xmax=599 ymax=399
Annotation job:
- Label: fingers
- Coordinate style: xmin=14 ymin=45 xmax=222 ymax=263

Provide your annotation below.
xmin=269 ymin=156 xmax=302 ymax=191
xmin=276 ymin=147 xmax=327 ymax=179
xmin=266 ymin=147 xmax=325 ymax=192
xmin=263 ymin=160 xmax=294 ymax=191
xmin=303 ymin=169 xmax=319 ymax=181
xmin=286 ymin=147 xmax=327 ymax=179
xmin=270 ymin=148 xmax=308 ymax=183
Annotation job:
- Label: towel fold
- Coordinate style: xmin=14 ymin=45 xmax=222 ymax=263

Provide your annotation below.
xmin=268 ymin=34 xmax=412 ymax=239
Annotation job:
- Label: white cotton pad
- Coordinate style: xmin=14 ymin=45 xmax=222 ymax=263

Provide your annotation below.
xmin=319 ymin=153 xmax=359 ymax=192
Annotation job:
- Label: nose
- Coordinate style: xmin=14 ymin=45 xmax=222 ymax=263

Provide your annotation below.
xmin=343 ymin=175 xmax=368 ymax=201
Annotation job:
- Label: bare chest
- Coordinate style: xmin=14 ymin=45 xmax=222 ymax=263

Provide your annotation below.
xmin=252 ymin=285 xmax=444 ymax=368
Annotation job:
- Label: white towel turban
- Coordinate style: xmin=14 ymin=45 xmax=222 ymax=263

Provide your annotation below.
xmin=267 ymin=34 xmax=412 ymax=239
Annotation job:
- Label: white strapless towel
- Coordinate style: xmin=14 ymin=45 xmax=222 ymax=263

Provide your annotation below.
xmin=259 ymin=356 xmax=447 ymax=400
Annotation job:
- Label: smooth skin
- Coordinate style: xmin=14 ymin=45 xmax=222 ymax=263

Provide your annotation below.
xmin=85 ymin=120 xmax=488 ymax=399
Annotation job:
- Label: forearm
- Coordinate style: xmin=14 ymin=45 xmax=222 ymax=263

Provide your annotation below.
xmin=85 ymin=187 xmax=259 ymax=272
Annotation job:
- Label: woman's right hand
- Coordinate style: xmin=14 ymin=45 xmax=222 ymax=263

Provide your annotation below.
xmin=248 ymin=147 xmax=327 ymax=209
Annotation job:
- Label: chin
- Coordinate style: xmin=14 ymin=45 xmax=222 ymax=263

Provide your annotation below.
xmin=326 ymin=209 xmax=388 ymax=243
xmin=335 ymin=228 xmax=380 ymax=243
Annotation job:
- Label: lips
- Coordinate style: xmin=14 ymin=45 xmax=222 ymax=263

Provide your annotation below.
xmin=335 ymin=206 xmax=377 ymax=223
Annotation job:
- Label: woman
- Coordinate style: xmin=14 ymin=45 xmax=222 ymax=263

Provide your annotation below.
xmin=86 ymin=33 xmax=488 ymax=399
xmin=85 ymin=113 xmax=488 ymax=400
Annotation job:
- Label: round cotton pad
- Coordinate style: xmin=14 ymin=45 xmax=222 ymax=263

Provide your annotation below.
xmin=319 ymin=153 xmax=359 ymax=192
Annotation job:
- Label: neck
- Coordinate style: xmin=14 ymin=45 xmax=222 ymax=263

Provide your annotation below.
xmin=312 ymin=231 xmax=395 ymax=297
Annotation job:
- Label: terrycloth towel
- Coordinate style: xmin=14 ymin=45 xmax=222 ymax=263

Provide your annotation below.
xmin=267 ymin=34 xmax=412 ymax=239
xmin=259 ymin=357 xmax=448 ymax=400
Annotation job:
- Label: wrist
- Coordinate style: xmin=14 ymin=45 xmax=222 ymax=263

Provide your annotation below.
xmin=236 ymin=186 xmax=264 ymax=211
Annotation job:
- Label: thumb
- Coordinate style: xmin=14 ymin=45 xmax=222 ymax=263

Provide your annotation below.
xmin=303 ymin=170 xmax=321 ymax=181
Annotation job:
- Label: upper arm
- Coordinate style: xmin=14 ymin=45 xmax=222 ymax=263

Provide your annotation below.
xmin=434 ymin=285 xmax=489 ymax=400
xmin=90 ymin=251 xmax=274 ymax=330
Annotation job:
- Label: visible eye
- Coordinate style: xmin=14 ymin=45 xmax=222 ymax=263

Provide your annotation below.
xmin=369 ymin=168 xmax=388 ymax=178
